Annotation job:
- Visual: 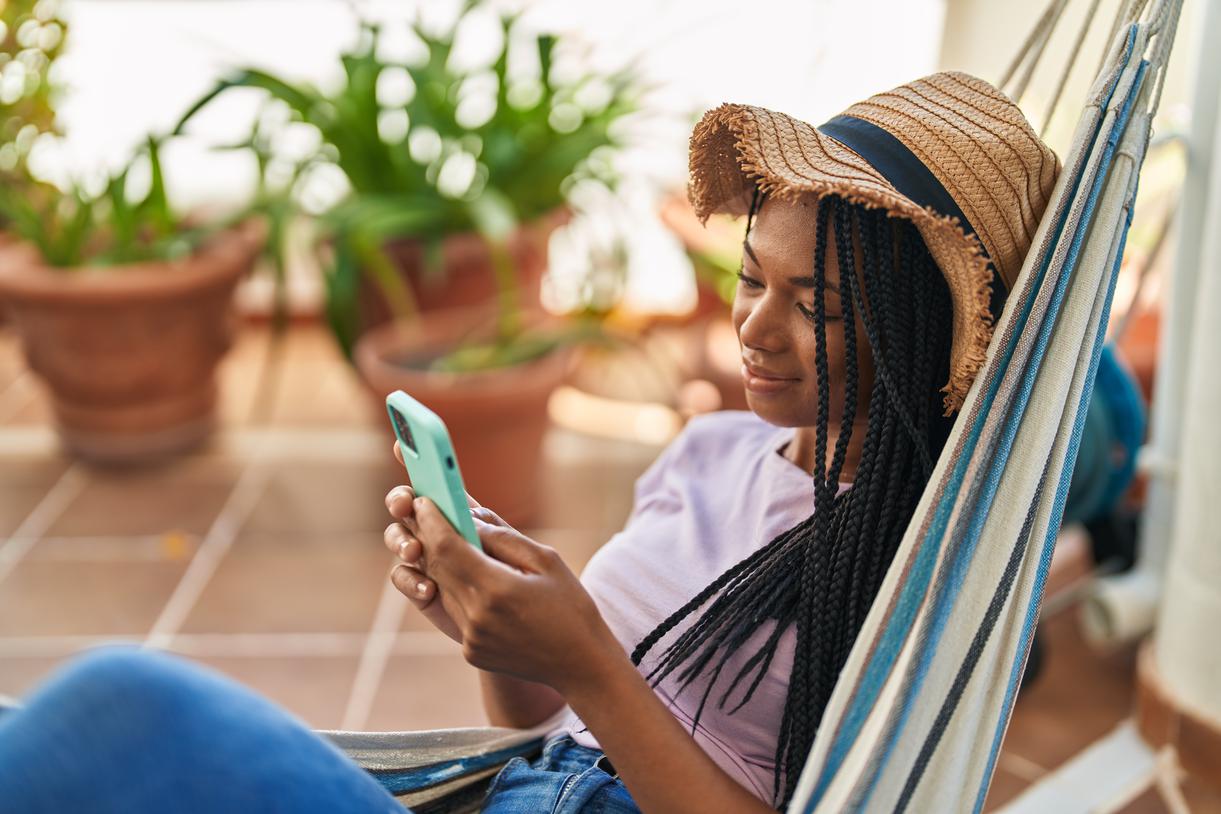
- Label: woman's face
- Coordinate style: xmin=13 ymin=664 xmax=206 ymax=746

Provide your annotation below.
xmin=731 ymin=195 xmax=875 ymax=428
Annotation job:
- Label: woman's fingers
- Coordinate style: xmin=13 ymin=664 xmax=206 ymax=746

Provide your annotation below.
xmin=385 ymin=484 xmax=416 ymax=519
xmin=413 ymin=497 xmax=484 ymax=583
xmin=391 ymin=564 xmax=435 ymax=604
xmin=384 ymin=523 xmax=423 ymax=566
xmin=393 ymin=440 xmax=405 ymax=466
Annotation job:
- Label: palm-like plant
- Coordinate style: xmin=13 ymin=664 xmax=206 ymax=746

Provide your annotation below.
xmin=173 ymin=2 xmax=637 ymax=369
xmin=0 ymin=134 xmax=230 ymax=268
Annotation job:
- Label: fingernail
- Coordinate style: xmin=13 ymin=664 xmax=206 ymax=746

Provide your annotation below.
xmin=398 ymin=540 xmax=410 ymax=560
xmin=415 ymin=581 xmax=428 ymax=596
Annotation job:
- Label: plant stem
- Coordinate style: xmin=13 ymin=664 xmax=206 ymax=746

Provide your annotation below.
xmin=488 ymin=238 xmax=521 ymax=342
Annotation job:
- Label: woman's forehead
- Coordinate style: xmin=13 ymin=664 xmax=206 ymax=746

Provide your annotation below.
xmin=747 ymin=195 xmax=838 ymax=279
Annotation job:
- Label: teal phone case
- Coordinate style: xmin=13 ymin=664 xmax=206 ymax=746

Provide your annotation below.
xmin=385 ymin=390 xmax=481 ymax=551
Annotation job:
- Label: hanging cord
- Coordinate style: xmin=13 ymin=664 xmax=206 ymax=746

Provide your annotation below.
xmin=1002 ymin=0 xmax=1072 ymax=102
xmin=1145 ymin=0 xmax=1183 ymax=114
xmin=1003 ymin=0 xmax=1165 ymax=135
xmin=999 ymin=0 xmax=1062 ymax=93
xmin=1040 ymin=0 xmax=1105 ymax=137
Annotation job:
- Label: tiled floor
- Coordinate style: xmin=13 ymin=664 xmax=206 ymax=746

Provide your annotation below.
xmin=0 ymin=323 xmax=1217 ymax=812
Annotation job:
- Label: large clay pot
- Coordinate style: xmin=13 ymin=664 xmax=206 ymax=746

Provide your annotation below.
xmin=354 ymin=305 xmax=576 ymax=529
xmin=0 ymin=220 xmax=265 ymax=463
xmin=356 ymin=209 xmax=569 ymax=334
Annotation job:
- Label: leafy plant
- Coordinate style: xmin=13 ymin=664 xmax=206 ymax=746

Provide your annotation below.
xmin=0 ymin=0 xmax=67 ymax=217
xmin=172 ymin=1 xmax=638 ymax=369
xmin=0 ymin=134 xmax=229 ymax=268
xmin=0 ymin=0 xmax=66 ymax=167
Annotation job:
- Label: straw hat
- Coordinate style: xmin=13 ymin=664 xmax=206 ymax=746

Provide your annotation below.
xmin=689 ymin=71 xmax=1060 ymax=413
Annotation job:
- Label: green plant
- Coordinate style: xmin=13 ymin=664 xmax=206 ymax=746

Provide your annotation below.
xmin=173 ymin=1 xmax=638 ymax=369
xmin=0 ymin=134 xmax=232 ymax=268
xmin=0 ymin=0 xmax=260 ymax=271
xmin=0 ymin=0 xmax=66 ymax=189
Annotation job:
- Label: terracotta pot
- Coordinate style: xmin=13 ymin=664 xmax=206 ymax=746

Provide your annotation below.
xmin=0 ymin=220 xmax=265 ymax=463
xmin=354 ymin=305 xmax=577 ymax=529
xmin=356 ymin=208 xmax=569 ymax=334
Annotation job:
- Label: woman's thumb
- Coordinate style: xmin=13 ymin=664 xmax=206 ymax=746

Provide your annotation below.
xmin=476 ymin=524 xmax=553 ymax=573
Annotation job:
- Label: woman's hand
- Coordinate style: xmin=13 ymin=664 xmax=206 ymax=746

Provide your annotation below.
xmin=383 ymin=442 xmax=620 ymax=694
xmin=384 ymin=442 xmax=469 ymax=643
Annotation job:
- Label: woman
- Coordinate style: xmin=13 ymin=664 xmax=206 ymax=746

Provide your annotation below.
xmin=0 ymin=72 xmax=1057 ymax=812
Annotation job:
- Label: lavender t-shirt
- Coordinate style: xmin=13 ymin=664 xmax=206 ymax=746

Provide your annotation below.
xmin=546 ymin=410 xmax=833 ymax=802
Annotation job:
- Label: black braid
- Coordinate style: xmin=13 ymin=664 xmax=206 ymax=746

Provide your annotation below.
xmin=630 ymin=195 xmax=958 ymax=808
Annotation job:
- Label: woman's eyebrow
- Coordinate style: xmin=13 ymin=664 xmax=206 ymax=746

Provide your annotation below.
xmin=742 ymin=238 xmax=760 ymax=266
xmin=743 ymin=238 xmax=839 ymax=294
xmin=796 ymin=277 xmax=842 ymax=298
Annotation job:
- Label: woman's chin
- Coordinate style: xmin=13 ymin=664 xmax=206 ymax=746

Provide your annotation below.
xmin=744 ymin=394 xmax=804 ymax=427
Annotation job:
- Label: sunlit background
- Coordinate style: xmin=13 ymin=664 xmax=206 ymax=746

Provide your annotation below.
xmin=0 ymin=0 xmax=1217 ymax=810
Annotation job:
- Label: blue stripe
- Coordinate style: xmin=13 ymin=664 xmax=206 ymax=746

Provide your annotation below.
xmin=368 ymin=741 xmax=543 ymax=794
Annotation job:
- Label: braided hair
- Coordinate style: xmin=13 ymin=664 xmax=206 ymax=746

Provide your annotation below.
xmin=629 ymin=193 xmax=958 ymax=808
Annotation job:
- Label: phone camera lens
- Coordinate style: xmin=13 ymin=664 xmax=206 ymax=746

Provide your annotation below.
xmin=391 ymin=407 xmax=417 ymax=454
xmin=445 ymin=456 xmax=454 ymax=469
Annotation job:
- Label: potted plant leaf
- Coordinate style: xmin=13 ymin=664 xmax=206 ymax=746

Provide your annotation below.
xmin=0 ymin=135 xmax=267 ymax=462
xmin=172 ymin=2 xmax=639 ymax=525
xmin=0 ymin=0 xmax=67 ymax=304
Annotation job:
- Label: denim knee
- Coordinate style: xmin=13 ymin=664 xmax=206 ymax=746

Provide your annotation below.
xmin=32 ymin=645 xmax=209 ymax=730
xmin=46 ymin=646 xmax=179 ymax=703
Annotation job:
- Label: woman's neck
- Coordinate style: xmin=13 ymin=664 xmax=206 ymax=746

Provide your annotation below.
xmin=783 ymin=419 xmax=870 ymax=481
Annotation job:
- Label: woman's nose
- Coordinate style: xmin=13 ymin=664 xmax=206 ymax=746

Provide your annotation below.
xmin=736 ymin=293 xmax=788 ymax=352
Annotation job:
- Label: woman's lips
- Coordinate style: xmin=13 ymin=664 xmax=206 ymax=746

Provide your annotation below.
xmin=741 ymin=363 xmax=799 ymax=394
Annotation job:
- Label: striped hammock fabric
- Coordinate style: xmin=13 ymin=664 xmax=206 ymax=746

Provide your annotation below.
xmin=318 ymin=2 xmax=1186 ymax=810
xmin=789 ymin=1 xmax=1183 ymax=810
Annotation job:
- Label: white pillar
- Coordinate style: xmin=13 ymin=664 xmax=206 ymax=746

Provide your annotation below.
xmin=1150 ymin=0 xmax=1221 ymax=719
xmin=1082 ymin=0 xmax=1220 ymax=647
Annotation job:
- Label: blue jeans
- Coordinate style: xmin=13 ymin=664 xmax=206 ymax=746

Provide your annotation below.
xmin=0 ymin=646 xmax=640 ymax=813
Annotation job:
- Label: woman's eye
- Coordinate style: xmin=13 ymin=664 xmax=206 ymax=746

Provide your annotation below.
xmin=797 ymin=303 xmax=842 ymax=323
xmin=735 ymin=270 xmax=762 ymax=289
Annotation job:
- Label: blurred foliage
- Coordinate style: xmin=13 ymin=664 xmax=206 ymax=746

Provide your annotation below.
xmin=0 ymin=1 xmax=244 ymax=269
xmin=688 ymin=244 xmax=740 ymax=307
xmin=0 ymin=0 xmax=67 ymax=215
xmin=173 ymin=0 xmax=639 ymax=371
xmin=0 ymin=134 xmax=227 ymax=268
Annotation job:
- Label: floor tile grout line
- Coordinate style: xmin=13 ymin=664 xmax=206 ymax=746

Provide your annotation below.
xmin=144 ymin=463 xmax=272 ymax=650
xmin=0 ymin=370 xmax=35 ymax=425
xmin=998 ymin=750 xmax=1050 ymax=781
xmin=340 ymin=571 xmax=409 ymax=730
xmin=0 ymin=463 xmax=87 ymax=589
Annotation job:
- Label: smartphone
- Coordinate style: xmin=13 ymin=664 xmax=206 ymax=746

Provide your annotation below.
xmin=385 ymin=390 xmax=481 ymax=551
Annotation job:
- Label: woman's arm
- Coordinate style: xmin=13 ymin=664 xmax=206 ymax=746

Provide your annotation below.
xmin=478 ymin=670 xmax=565 ymax=729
